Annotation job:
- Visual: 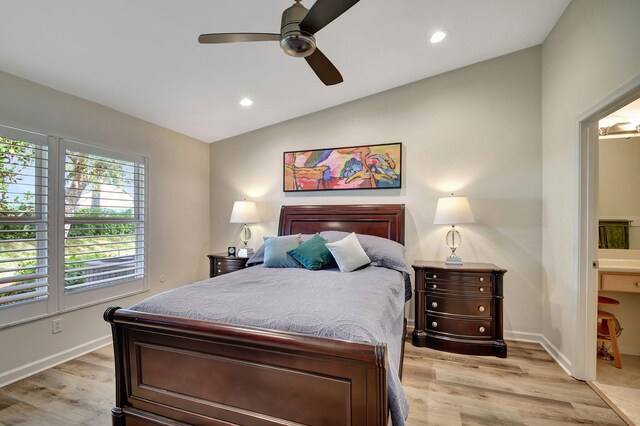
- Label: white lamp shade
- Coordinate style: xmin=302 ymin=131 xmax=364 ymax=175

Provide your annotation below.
xmin=433 ymin=196 xmax=475 ymax=225
xmin=229 ymin=201 xmax=259 ymax=224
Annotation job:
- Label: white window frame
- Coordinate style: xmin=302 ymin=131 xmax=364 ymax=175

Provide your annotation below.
xmin=0 ymin=126 xmax=148 ymax=328
xmin=0 ymin=126 xmax=57 ymax=327
xmin=59 ymin=139 xmax=148 ymax=311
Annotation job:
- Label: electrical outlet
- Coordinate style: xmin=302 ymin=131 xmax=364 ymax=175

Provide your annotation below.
xmin=52 ymin=318 xmax=62 ymax=334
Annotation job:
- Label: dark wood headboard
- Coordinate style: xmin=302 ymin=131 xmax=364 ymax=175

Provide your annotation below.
xmin=278 ymin=204 xmax=405 ymax=245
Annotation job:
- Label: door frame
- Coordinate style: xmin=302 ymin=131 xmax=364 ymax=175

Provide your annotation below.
xmin=575 ymin=74 xmax=640 ymax=380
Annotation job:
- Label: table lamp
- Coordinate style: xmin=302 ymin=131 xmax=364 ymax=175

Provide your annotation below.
xmin=229 ymin=200 xmax=259 ymax=257
xmin=433 ymin=195 xmax=475 ymax=265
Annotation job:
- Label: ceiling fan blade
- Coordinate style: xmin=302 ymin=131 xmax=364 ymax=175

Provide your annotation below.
xmin=198 ymin=33 xmax=280 ymax=44
xmin=305 ymin=48 xmax=343 ymax=86
xmin=299 ymin=0 xmax=360 ymax=35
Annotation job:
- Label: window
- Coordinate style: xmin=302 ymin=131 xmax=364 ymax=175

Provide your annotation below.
xmin=61 ymin=141 xmax=147 ymax=309
xmin=0 ymin=127 xmax=51 ymax=323
xmin=0 ymin=127 xmax=147 ymax=325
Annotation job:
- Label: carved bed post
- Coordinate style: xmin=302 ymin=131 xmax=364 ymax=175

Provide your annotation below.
xmin=104 ymin=307 xmax=126 ymax=426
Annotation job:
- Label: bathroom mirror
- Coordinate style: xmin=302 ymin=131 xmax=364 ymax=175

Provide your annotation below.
xmin=599 ymin=137 xmax=640 ymax=249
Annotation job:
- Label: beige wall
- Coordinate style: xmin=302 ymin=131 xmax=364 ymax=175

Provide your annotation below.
xmin=211 ymin=47 xmax=543 ymax=336
xmin=0 ymin=70 xmax=211 ymax=382
xmin=541 ymin=0 xmax=640 ymax=371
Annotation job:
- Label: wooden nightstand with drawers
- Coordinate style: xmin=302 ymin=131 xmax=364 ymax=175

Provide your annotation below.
xmin=207 ymin=253 xmax=249 ymax=277
xmin=412 ymin=261 xmax=507 ymax=358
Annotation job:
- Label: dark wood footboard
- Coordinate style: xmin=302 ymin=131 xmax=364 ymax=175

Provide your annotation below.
xmin=104 ymin=307 xmax=389 ymax=426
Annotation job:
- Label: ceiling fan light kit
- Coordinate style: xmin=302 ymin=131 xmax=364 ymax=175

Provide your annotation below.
xmin=198 ymin=0 xmax=360 ymax=86
xmin=280 ymin=1 xmax=316 ymax=58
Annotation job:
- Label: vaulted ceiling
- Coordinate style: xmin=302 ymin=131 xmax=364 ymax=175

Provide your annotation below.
xmin=0 ymin=0 xmax=569 ymax=142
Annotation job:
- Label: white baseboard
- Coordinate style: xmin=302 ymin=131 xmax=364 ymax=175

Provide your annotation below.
xmin=0 ymin=334 xmax=111 ymax=388
xmin=504 ymin=330 xmax=544 ymax=343
xmin=406 ymin=325 xmax=573 ymax=376
xmin=504 ymin=330 xmax=573 ymax=376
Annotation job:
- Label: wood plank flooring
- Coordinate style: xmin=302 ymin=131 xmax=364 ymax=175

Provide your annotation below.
xmin=0 ymin=346 xmax=114 ymax=426
xmin=0 ymin=341 xmax=626 ymax=425
xmin=593 ymin=354 xmax=640 ymax=425
xmin=404 ymin=341 xmax=626 ymax=425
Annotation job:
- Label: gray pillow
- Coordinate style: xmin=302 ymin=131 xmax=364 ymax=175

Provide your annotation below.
xmin=325 ymin=233 xmax=371 ymax=272
xmin=247 ymin=234 xmax=313 ymax=266
xmin=320 ymin=231 xmax=408 ymax=273
xmin=262 ymin=234 xmax=302 ymax=268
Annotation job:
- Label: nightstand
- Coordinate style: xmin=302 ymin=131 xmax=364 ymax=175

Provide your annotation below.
xmin=412 ymin=261 xmax=507 ymax=358
xmin=207 ymin=253 xmax=249 ymax=277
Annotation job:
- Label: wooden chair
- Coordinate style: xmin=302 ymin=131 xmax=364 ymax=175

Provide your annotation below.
xmin=597 ymin=295 xmax=622 ymax=369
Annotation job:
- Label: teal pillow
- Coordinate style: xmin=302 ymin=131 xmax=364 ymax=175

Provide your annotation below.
xmin=263 ymin=234 xmax=302 ymax=268
xmin=287 ymin=233 xmax=334 ymax=270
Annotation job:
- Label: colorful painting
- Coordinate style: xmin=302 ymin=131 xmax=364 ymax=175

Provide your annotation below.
xmin=283 ymin=143 xmax=402 ymax=192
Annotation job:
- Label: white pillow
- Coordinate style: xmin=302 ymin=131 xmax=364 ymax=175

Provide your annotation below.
xmin=325 ymin=232 xmax=371 ymax=272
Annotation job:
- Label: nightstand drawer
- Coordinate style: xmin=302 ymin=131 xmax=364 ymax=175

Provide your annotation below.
xmin=426 ymin=294 xmax=491 ymax=317
xmin=208 ymin=253 xmax=249 ymax=277
xmin=216 ymin=259 xmax=247 ymax=269
xmin=424 ymin=280 xmax=492 ymax=296
xmin=426 ymin=314 xmax=492 ymax=339
xmin=424 ymin=270 xmax=493 ymax=285
xmin=216 ymin=264 xmax=245 ymax=275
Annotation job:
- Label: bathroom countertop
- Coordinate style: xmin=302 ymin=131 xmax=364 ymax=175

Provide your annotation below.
xmin=598 ymin=259 xmax=640 ymax=273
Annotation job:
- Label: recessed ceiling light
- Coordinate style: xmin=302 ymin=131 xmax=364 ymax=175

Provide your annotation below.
xmin=239 ymin=98 xmax=253 ymax=107
xmin=429 ymin=31 xmax=447 ymax=44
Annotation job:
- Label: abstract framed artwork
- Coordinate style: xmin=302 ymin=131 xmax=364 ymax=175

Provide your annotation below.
xmin=283 ymin=142 xmax=402 ymax=192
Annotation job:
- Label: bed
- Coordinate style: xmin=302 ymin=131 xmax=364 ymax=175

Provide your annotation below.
xmin=104 ymin=204 xmax=408 ymax=425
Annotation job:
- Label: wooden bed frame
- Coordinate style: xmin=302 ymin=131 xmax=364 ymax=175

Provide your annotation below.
xmin=105 ymin=204 xmax=406 ymax=426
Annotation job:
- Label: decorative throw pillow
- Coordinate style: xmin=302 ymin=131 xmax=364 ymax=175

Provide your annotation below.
xmin=287 ymin=233 xmax=334 ymax=270
xmin=262 ymin=234 xmax=302 ymax=268
xmin=320 ymin=231 xmax=408 ymax=271
xmin=247 ymin=234 xmax=314 ymax=266
xmin=324 ymin=232 xmax=371 ymax=272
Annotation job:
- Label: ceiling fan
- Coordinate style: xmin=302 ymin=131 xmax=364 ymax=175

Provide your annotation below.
xmin=198 ymin=0 xmax=360 ymax=86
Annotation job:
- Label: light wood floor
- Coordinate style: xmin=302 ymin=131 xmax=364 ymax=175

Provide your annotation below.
xmin=593 ymin=354 xmax=640 ymax=425
xmin=0 ymin=341 xmax=626 ymax=425
xmin=0 ymin=345 xmax=114 ymax=426
xmin=404 ymin=341 xmax=626 ymax=425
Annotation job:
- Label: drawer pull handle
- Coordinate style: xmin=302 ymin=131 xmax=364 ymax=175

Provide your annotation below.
xmin=432 ymin=321 xmax=438 ymax=328
xmin=479 ymin=287 xmax=485 ymax=293
xmin=478 ymin=306 xmax=485 ymax=313
xmin=479 ymin=277 xmax=484 ymax=282
xmin=479 ymin=326 xmax=486 ymax=333
xmin=217 ymin=262 xmax=221 ymax=265
xmin=432 ymin=284 xmax=437 ymax=289
xmin=431 ymin=302 xmax=438 ymax=308
xmin=217 ymin=269 xmax=221 ymax=273
xmin=432 ymin=274 xmax=437 ymax=279
xmin=637 ymin=282 xmax=640 ymax=287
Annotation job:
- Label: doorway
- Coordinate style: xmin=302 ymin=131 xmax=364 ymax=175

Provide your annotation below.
xmin=578 ymin=77 xmax=640 ymax=425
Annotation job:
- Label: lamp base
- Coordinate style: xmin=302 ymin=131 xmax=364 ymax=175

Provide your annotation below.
xmin=238 ymin=248 xmax=254 ymax=258
xmin=445 ymin=256 xmax=463 ymax=265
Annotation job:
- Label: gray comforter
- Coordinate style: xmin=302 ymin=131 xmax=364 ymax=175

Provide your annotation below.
xmin=131 ymin=264 xmax=410 ymax=425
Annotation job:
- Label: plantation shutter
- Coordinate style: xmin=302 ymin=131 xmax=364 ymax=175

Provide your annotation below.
xmin=0 ymin=129 xmax=49 ymax=308
xmin=63 ymin=144 xmax=145 ymax=293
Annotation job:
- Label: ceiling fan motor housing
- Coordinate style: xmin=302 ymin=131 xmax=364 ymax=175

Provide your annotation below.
xmin=280 ymin=1 xmax=316 ymax=57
